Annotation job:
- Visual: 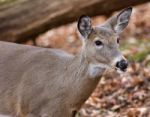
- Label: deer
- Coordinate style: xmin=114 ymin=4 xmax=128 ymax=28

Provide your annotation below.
xmin=0 ymin=7 xmax=132 ymax=117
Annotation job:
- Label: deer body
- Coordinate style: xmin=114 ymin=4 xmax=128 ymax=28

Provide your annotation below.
xmin=0 ymin=7 xmax=132 ymax=117
xmin=0 ymin=41 xmax=103 ymax=117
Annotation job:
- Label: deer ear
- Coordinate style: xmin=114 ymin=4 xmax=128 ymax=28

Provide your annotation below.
xmin=77 ymin=15 xmax=93 ymax=39
xmin=107 ymin=7 xmax=132 ymax=33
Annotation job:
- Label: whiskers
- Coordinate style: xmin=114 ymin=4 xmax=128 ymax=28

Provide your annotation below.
xmin=104 ymin=64 xmax=131 ymax=78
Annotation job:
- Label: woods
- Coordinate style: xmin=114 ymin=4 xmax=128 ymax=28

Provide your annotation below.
xmin=0 ymin=0 xmax=150 ymax=42
xmin=0 ymin=1 xmax=150 ymax=117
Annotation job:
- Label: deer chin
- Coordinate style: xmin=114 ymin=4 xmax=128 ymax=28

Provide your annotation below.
xmin=115 ymin=67 xmax=127 ymax=74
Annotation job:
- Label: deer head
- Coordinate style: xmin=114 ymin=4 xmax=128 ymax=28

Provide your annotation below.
xmin=77 ymin=7 xmax=132 ymax=74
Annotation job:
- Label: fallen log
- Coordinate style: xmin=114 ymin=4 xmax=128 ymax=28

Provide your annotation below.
xmin=0 ymin=0 xmax=149 ymax=42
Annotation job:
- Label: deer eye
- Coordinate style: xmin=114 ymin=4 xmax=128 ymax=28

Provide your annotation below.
xmin=117 ymin=38 xmax=120 ymax=44
xmin=95 ymin=40 xmax=103 ymax=46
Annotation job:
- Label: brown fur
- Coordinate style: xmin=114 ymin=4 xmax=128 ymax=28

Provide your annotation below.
xmin=0 ymin=42 xmax=101 ymax=117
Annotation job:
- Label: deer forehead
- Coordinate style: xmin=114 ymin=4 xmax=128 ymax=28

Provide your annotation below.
xmin=89 ymin=26 xmax=117 ymax=42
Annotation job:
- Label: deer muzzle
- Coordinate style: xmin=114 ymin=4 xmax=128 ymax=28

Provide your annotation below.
xmin=116 ymin=59 xmax=128 ymax=72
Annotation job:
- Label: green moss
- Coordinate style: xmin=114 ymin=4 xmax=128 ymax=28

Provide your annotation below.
xmin=130 ymin=51 xmax=149 ymax=62
xmin=148 ymin=61 xmax=150 ymax=67
xmin=0 ymin=0 xmax=17 ymax=6
xmin=121 ymin=39 xmax=150 ymax=62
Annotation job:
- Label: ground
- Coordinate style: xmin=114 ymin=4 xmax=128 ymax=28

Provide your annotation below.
xmin=23 ymin=3 xmax=150 ymax=117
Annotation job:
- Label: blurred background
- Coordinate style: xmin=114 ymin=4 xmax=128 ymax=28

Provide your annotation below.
xmin=0 ymin=0 xmax=150 ymax=117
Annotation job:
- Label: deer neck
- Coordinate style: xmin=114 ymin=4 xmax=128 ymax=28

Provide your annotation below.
xmin=67 ymin=49 xmax=105 ymax=109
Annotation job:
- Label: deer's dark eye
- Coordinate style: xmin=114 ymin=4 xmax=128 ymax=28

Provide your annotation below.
xmin=95 ymin=40 xmax=103 ymax=46
xmin=117 ymin=38 xmax=120 ymax=44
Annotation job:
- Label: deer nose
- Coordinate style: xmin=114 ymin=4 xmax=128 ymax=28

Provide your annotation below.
xmin=116 ymin=59 xmax=128 ymax=71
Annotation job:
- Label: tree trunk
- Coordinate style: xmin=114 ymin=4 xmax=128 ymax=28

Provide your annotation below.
xmin=0 ymin=0 xmax=149 ymax=42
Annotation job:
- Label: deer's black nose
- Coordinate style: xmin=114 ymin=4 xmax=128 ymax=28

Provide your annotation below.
xmin=116 ymin=59 xmax=128 ymax=71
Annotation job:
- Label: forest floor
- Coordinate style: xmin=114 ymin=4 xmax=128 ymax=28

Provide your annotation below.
xmin=24 ymin=3 xmax=150 ymax=117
